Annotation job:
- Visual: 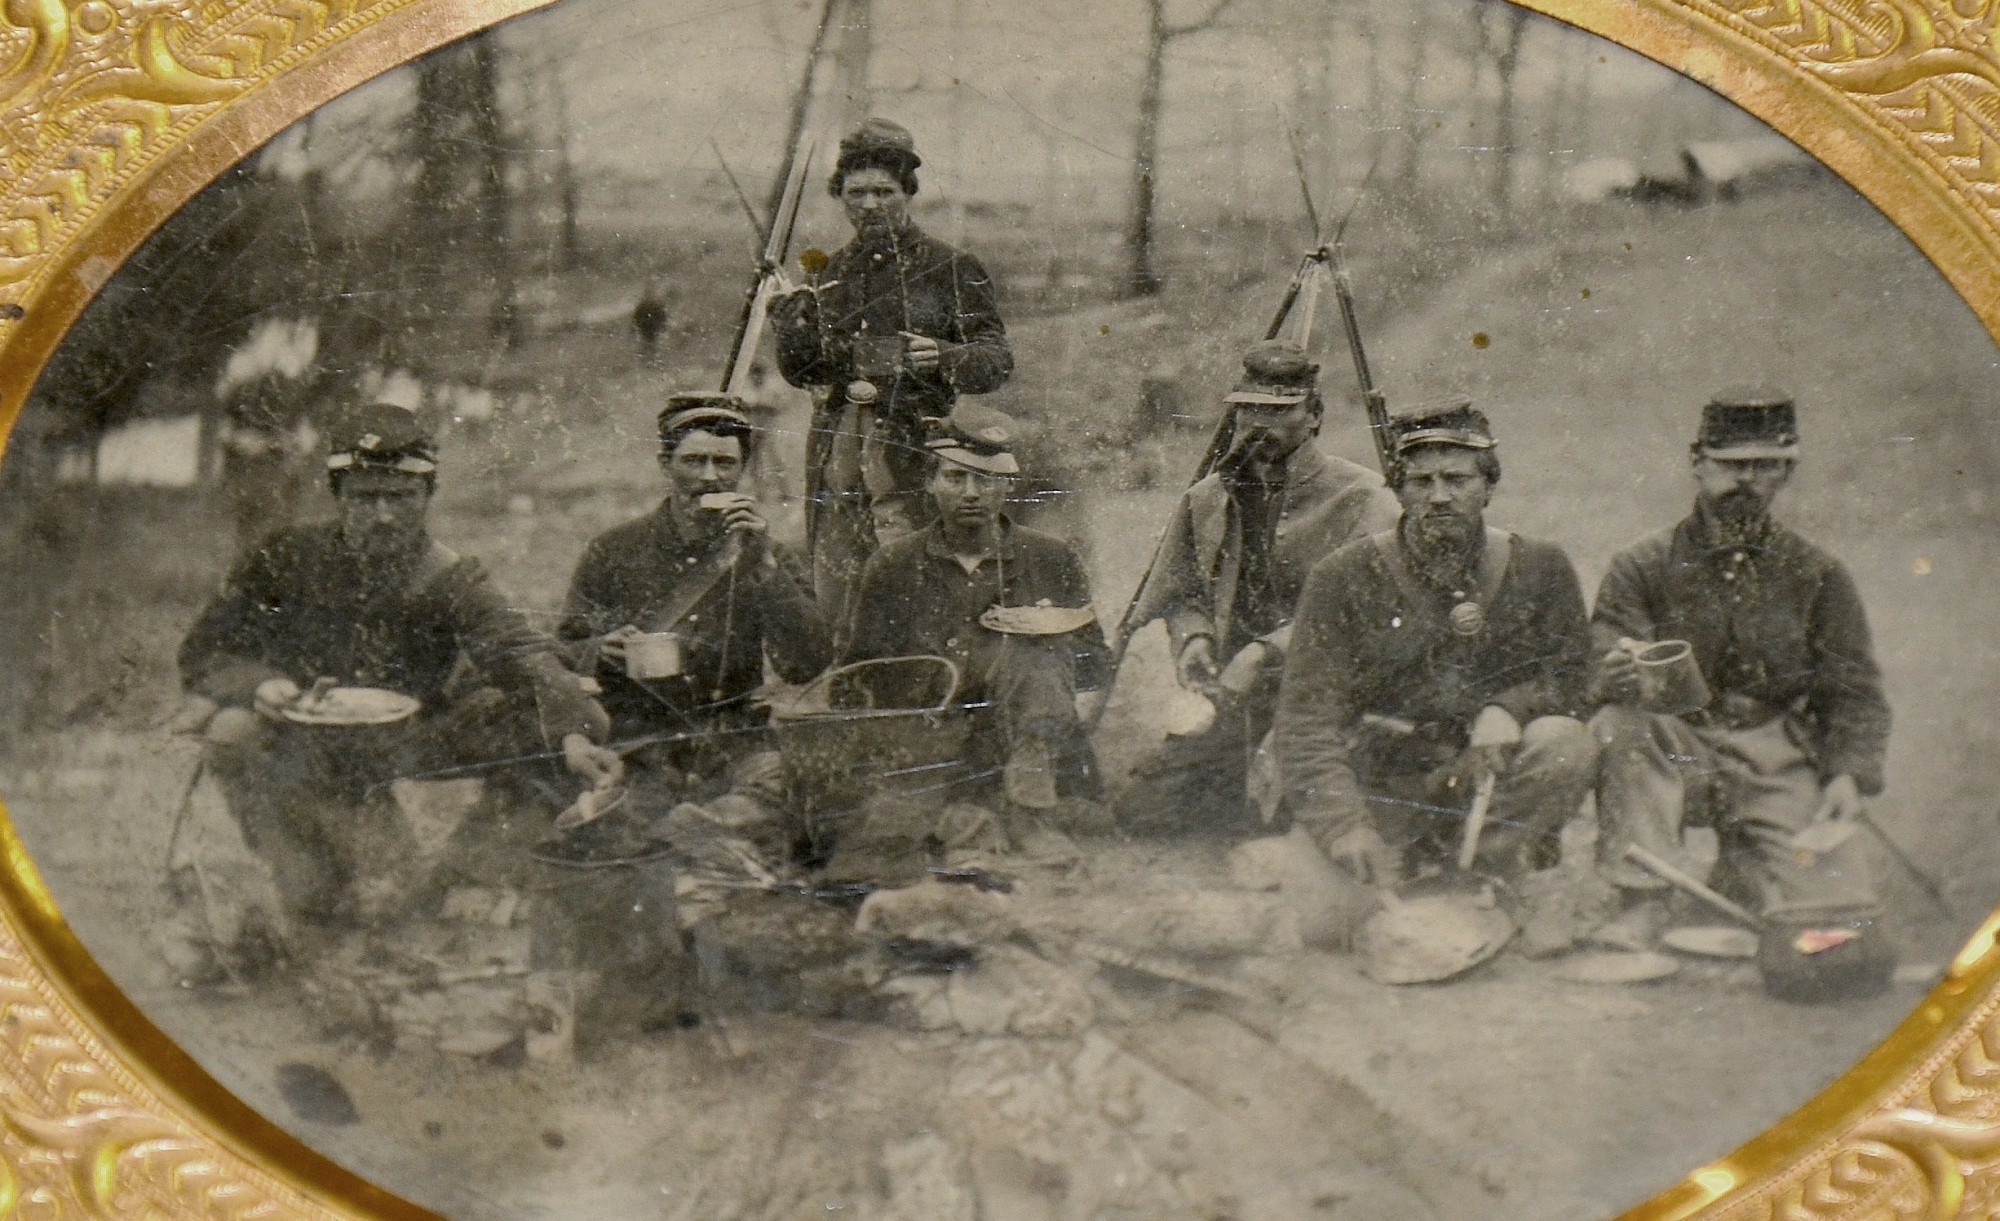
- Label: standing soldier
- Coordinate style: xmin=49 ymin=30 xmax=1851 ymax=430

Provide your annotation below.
xmin=178 ymin=402 xmax=622 ymax=952
xmin=1271 ymin=402 xmax=1599 ymax=885
xmin=1118 ymin=340 xmax=1398 ymax=834
xmin=1589 ymin=391 xmax=1894 ymax=998
xmin=768 ymin=118 xmax=1014 ymax=625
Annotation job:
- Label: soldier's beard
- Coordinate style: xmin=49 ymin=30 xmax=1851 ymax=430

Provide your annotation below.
xmin=1405 ymin=510 xmax=1484 ymax=577
xmin=1705 ymin=487 xmax=1771 ymax=543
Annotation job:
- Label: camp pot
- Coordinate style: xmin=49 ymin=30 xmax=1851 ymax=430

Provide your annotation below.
xmin=1631 ymin=639 xmax=1711 ymax=716
xmin=625 ymin=632 xmax=683 ymax=681
xmin=1755 ymin=907 xmax=1895 ymax=1003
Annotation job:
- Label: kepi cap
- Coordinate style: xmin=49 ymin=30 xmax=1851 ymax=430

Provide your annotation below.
xmin=658 ymin=391 xmax=753 ymax=449
xmin=327 ymin=402 xmax=437 ymax=475
xmin=925 ymin=403 xmax=1021 ymax=476
xmin=1697 ymin=388 xmax=1800 ymax=460
xmin=1389 ymin=396 xmax=1496 ymax=455
xmin=835 ymin=117 xmax=922 ymax=179
xmin=1223 ymin=339 xmax=1319 ymax=407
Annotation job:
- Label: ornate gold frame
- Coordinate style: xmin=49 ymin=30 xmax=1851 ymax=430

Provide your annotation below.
xmin=0 ymin=0 xmax=1996 ymax=1216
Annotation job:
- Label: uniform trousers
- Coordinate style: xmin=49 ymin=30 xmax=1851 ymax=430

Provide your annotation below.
xmin=1590 ymin=705 xmax=1878 ymax=915
xmin=1115 ymin=681 xmax=1278 ymax=836
xmin=205 ymin=686 xmax=541 ymax=936
xmin=957 ymin=633 xmax=1099 ymax=799
xmin=1348 ymin=715 xmax=1600 ymax=874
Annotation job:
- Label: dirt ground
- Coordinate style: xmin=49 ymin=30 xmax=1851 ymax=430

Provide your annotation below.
xmin=2 ymin=184 xmax=1998 ymax=1219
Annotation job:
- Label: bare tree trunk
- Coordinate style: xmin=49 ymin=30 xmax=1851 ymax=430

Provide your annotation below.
xmin=836 ymin=0 xmax=873 ymax=129
xmin=1489 ymin=4 xmax=1528 ymax=224
xmin=1125 ymin=0 xmax=1167 ymax=297
xmin=550 ymin=57 xmax=580 ymax=270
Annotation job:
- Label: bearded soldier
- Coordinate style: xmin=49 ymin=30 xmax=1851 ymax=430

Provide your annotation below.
xmin=769 ymin=118 xmax=1014 ymax=624
xmin=1589 ymin=391 xmax=1894 ymax=998
xmin=179 ymin=403 xmax=621 ymax=950
xmin=1118 ymin=340 xmax=1397 ymax=834
xmin=1272 ymin=403 xmax=1599 ymax=884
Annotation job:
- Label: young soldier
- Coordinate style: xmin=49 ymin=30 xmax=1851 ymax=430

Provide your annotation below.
xmin=558 ymin=394 xmax=832 ymax=861
xmin=1272 ymin=402 xmax=1599 ymax=884
xmin=841 ymin=405 xmax=1111 ymax=815
xmin=768 ymin=118 xmax=1014 ymax=623
xmin=1589 ymin=391 xmax=1894 ymax=996
xmin=179 ymin=402 xmax=620 ymax=946
xmin=1119 ymin=340 xmax=1398 ymax=834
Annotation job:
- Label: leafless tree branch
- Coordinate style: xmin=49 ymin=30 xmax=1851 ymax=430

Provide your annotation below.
xmin=1163 ymin=0 xmax=1237 ymax=40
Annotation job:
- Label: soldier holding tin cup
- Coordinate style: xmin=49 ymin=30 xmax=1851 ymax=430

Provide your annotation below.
xmin=558 ymin=394 xmax=832 ymax=865
xmin=1589 ymin=390 xmax=1895 ymax=999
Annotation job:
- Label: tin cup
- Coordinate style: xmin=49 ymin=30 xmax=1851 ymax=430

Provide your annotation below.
xmin=625 ymin=632 xmax=683 ymax=681
xmin=1631 ymin=639 xmax=1711 ymax=717
xmin=851 ymin=334 xmax=904 ymax=381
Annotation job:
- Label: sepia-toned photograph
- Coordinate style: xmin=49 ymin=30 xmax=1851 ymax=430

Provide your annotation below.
xmin=0 ymin=0 xmax=1997 ymax=1216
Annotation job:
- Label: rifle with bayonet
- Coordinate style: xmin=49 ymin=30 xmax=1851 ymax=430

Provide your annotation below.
xmin=717 ymin=0 xmax=840 ymax=396
xmin=1086 ymin=133 xmax=1379 ymax=732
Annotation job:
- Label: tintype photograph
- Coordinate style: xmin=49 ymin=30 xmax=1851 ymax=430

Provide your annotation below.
xmin=0 ymin=0 xmax=1995 ymax=1217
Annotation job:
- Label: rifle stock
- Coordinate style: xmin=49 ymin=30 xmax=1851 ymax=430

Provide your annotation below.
xmin=722 ymin=142 xmax=815 ymax=395
xmin=718 ymin=0 xmax=839 ymax=394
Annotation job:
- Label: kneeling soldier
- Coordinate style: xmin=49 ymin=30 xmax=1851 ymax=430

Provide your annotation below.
xmin=558 ymin=394 xmax=832 ymax=863
xmin=841 ymin=405 xmax=1112 ymax=816
xmin=1272 ymin=402 xmax=1599 ymax=885
xmin=1589 ymin=391 xmax=1894 ymax=999
xmin=1120 ymin=339 xmax=1397 ymax=834
xmin=178 ymin=403 xmax=621 ymax=951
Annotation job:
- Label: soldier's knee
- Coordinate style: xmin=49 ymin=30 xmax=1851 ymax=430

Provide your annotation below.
xmin=1588 ymin=702 xmax=1652 ymax=747
xmin=203 ymin=706 xmax=266 ymax=752
xmin=1520 ymin=715 xmax=1599 ymax=781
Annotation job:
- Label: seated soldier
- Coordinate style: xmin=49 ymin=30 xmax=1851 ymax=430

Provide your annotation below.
xmin=558 ymin=394 xmax=832 ymax=865
xmin=1120 ymin=339 xmax=1398 ymax=835
xmin=178 ymin=402 xmax=622 ymax=955
xmin=1272 ymin=402 xmax=1599 ymax=886
xmin=841 ymin=406 xmax=1111 ymax=818
xmin=1589 ymin=391 xmax=1895 ymax=998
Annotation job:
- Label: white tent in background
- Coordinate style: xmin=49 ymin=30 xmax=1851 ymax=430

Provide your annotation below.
xmin=216 ymin=317 xmax=320 ymax=398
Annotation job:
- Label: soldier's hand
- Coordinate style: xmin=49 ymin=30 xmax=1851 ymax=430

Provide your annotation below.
xmin=252 ymin=678 xmax=302 ymax=721
xmin=561 ymin=733 xmax=624 ymax=789
xmin=1588 ymin=648 xmax=1642 ymax=705
xmin=1216 ymin=641 xmax=1272 ymax=701
xmin=597 ymin=625 xmax=640 ymax=666
xmin=1175 ymin=636 xmax=1221 ymax=696
xmin=899 ymin=331 xmax=941 ymax=373
xmin=715 ymin=495 xmax=773 ymax=566
xmin=767 ymin=285 xmax=815 ymax=324
xmin=1320 ymin=824 xmax=1396 ymax=886
xmin=1812 ymin=773 xmax=1864 ymax=823
xmin=1074 ymin=688 xmax=1108 ymax=724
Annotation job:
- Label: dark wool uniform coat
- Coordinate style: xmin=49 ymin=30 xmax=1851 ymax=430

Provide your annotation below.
xmin=180 ymin=521 xmax=606 ymax=746
xmin=841 ymin=519 xmax=1112 ymax=692
xmin=771 ymin=221 xmax=1013 ymax=531
xmin=1272 ymin=526 xmax=1593 ymax=840
xmin=1591 ymin=512 xmax=1890 ymax=793
xmin=558 ymin=502 xmax=832 ymax=740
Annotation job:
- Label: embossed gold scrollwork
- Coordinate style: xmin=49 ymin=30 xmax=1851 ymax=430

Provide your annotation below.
xmin=0 ymin=0 xmax=70 ymax=119
xmin=0 ymin=918 xmax=335 ymax=1220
